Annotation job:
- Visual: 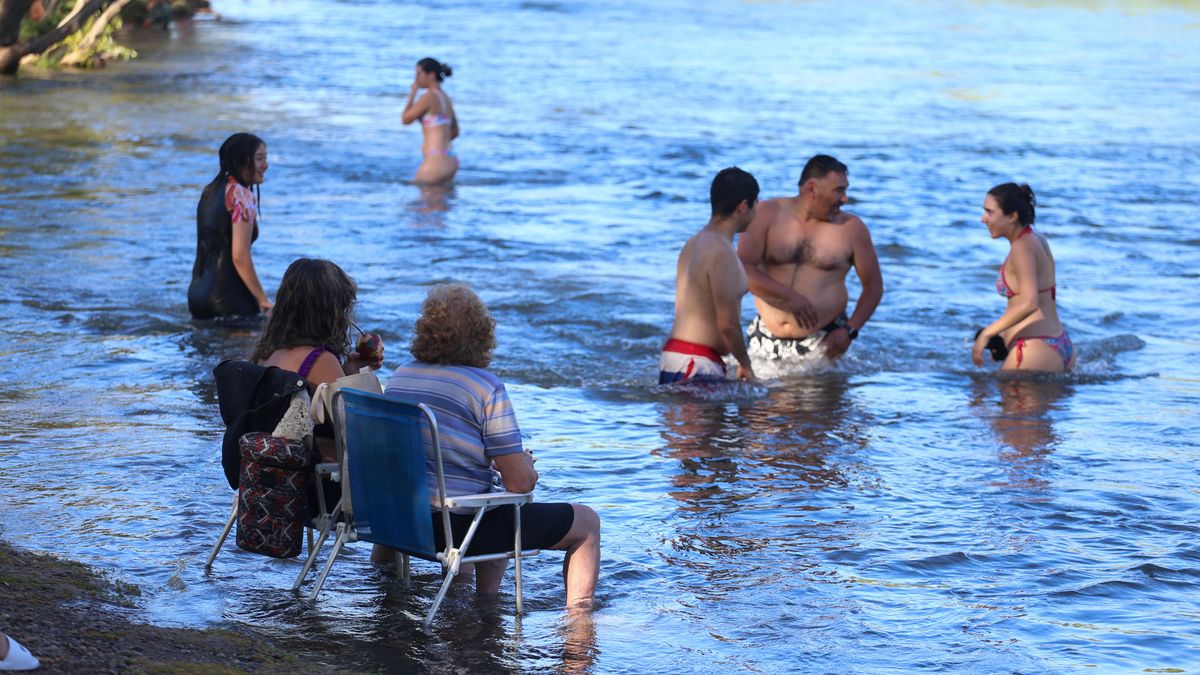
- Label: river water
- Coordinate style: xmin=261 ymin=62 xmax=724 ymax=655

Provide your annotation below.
xmin=2 ymin=0 xmax=1199 ymax=672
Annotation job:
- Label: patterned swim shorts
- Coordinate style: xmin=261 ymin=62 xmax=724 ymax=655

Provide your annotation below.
xmin=745 ymin=314 xmax=846 ymax=374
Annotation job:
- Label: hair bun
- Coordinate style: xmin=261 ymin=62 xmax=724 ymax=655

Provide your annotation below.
xmin=1019 ymin=183 xmax=1036 ymax=207
xmin=442 ymin=64 xmax=453 ymax=78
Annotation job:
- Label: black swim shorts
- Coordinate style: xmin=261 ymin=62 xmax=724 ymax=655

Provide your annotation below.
xmin=431 ymin=502 xmax=575 ymax=555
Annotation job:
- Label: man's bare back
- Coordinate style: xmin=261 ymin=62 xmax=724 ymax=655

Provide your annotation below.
xmin=660 ymin=167 xmax=759 ymax=384
xmin=671 ymin=230 xmax=748 ymax=353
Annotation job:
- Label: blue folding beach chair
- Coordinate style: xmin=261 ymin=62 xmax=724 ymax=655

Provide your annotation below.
xmin=307 ymin=388 xmax=539 ymax=629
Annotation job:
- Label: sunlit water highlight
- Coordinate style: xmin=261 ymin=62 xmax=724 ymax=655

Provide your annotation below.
xmin=2 ymin=0 xmax=1199 ymax=671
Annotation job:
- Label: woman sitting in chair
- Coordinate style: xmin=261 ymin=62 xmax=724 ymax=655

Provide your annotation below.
xmin=251 ymin=258 xmax=385 ymax=462
xmin=382 ymin=283 xmax=601 ymax=611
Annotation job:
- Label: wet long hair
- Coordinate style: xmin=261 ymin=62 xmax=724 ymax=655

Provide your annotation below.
xmin=251 ymin=258 xmax=357 ymax=364
xmin=988 ymin=182 xmax=1037 ymax=227
xmin=201 ymin=132 xmax=265 ymax=216
xmin=417 ymin=57 xmax=453 ymax=82
xmin=410 ymin=283 xmax=495 ymax=368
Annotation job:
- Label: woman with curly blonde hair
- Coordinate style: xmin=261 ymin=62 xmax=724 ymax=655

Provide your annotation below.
xmin=383 ymin=283 xmax=601 ymax=611
xmin=408 ymin=282 xmax=495 ymax=367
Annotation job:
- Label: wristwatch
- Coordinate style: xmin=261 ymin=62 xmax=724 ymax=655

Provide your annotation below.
xmin=834 ymin=316 xmax=859 ymax=341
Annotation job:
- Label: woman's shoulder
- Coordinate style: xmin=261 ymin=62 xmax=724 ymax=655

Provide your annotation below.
xmin=224 ymin=178 xmax=258 ymax=222
xmin=1017 ymin=230 xmax=1053 ymax=258
xmin=261 ymin=345 xmax=337 ymax=374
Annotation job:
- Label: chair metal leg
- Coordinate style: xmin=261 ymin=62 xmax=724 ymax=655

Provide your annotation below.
xmin=513 ymin=503 xmax=524 ymax=615
xmin=292 ymin=511 xmax=338 ymax=591
xmin=205 ymin=492 xmax=239 ymax=569
xmin=423 ymin=509 xmax=487 ymax=629
xmin=392 ymin=550 xmax=411 ymax=590
xmin=424 ymin=563 xmax=459 ymax=630
xmin=310 ymin=523 xmax=350 ymax=601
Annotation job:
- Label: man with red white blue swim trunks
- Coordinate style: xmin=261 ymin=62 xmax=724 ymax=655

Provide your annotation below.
xmin=659 ymin=168 xmax=759 ymax=385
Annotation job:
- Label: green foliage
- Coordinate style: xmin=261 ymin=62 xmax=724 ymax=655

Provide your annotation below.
xmin=34 ymin=11 xmax=137 ymax=68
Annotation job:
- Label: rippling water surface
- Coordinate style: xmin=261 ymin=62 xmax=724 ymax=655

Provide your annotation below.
xmin=2 ymin=0 xmax=1199 ymax=671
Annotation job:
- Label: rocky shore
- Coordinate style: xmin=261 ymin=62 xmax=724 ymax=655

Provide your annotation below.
xmin=0 ymin=538 xmax=339 ymax=674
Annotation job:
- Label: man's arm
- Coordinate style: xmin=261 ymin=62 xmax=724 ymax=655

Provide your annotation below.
xmin=736 ymin=202 xmax=818 ymax=328
xmin=709 ymin=251 xmax=754 ymax=381
xmin=823 ymin=218 xmax=883 ymax=359
xmin=846 ymin=217 xmax=883 ymax=333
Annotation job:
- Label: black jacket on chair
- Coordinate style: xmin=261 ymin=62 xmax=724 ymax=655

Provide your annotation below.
xmin=213 ymin=360 xmax=307 ymax=489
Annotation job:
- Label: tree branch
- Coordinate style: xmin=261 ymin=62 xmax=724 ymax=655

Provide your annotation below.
xmin=20 ymin=0 xmax=103 ymax=54
xmin=61 ymin=0 xmax=132 ymax=66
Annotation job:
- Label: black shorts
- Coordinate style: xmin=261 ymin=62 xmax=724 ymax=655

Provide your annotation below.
xmin=431 ymin=502 xmax=575 ymax=556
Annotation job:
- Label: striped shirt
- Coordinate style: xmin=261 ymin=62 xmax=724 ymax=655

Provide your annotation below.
xmin=384 ymin=362 xmax=524 ymax=511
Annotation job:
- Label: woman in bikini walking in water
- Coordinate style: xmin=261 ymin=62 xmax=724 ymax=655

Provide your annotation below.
xmin=973 ymin=183 xmax=1075 ymax=373
xmin=402 ymin=57 xmax=459 ymax=185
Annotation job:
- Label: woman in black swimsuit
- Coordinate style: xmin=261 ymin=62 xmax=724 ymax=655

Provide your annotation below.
xmin=188 ymin=132 xmax=273 ymax=320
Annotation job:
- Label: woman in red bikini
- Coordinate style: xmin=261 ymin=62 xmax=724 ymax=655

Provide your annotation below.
xmin=973 ymin=183 xmax=1075 ymax=373
xmin=401 ymin=57 xmax=459 ymax=185
xmin=251 ymin=258 xmax=385 ymax=461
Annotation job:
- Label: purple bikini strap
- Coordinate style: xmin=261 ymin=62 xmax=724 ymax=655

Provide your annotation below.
xmin=296 ymin=347 xmax=326 ymax=378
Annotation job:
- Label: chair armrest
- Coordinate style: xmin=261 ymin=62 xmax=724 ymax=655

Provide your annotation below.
xmin=314 ymin=462 xmax=341 ymax=482
xmin=443 ymin=491 xmax=534 ymax=509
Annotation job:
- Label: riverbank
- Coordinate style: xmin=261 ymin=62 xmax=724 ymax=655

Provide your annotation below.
xmin=0 ymin=538 xmax=337 ymax=673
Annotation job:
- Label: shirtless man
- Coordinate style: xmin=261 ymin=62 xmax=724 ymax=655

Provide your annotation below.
xmin=659 ymin=167 xmax=759 ymax=384
xmin=737 ymin=155 xmax=883 ymax=372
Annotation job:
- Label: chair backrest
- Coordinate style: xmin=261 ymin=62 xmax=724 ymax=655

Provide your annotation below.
xmin=213 ymin=360 xmax=307 ymax=489
xmin=336 ymin=388 xmax=440 ymax=560
xmin=314 ymin=369 xmax=384 ymax=518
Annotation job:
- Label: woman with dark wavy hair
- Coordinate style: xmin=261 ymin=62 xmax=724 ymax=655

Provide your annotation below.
xmin=973 ymin=183 xmax=1074 ymax=373
xmin=401 ymin=57 xmax=459 ymax=185
xmin=253 ymin=258 xmax=384 ymax=459
xmin=188 ymin=132 xmax=273 ymax=320
xmin=383 ymin=283 xmax=601 ymax=611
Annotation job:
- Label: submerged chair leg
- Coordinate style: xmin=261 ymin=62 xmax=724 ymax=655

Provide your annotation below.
xmin=205 ymin=492 xmax=239 ymax=569
xmin=514 ymin=503 xmax=524 ymax=615
xmin=424 ymin=509 xmax=486 ymax=629
xmin=424 ymin=561 xmax=459 ymax=630
xmin=292 ymin=511 xmax=338 ymax=591
xmin=392 ymin=550 xmax=411 ymax=590
xmin=310 ymin=523 xmax=350 ymax=601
